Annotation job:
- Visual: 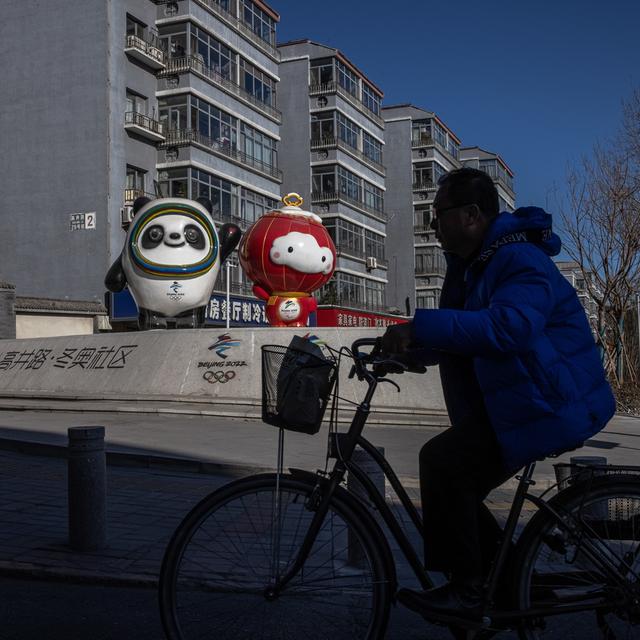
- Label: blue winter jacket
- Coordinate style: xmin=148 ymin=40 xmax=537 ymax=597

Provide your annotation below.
xmin=412 ymin=207 xmax=616 ymax=472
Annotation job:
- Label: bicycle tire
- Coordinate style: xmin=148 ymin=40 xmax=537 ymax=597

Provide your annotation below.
xmin=159 ymin=473 xmax=392 ymax=640
xmin=511 ymin=475 xmax=640 ymax=639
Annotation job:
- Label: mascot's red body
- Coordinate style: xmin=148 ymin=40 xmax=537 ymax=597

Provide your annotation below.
xmin=239 ymin=194 xmax=336 ymax=327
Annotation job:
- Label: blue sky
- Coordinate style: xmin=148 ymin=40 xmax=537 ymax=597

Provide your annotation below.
xmin=271 ymin=0 xmax=640 ymax=211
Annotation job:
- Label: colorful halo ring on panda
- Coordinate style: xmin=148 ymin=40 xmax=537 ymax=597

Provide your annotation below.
xmin=128 ymin=202 xmax=218 ymax=278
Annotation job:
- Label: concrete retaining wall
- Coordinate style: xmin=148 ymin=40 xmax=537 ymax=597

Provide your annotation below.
xmin=0 ymin=327 xmax=446 ymax=419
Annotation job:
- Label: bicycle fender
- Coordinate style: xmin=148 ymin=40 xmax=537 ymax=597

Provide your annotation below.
xmin=289 ymin=467 xmax=398 ymax=595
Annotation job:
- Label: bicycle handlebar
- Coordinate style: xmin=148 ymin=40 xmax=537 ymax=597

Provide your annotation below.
xmin=349 ymin=337 xmax=426 ymax=381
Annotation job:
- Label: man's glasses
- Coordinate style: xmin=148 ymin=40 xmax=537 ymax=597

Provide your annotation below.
xmin=433 ymin=202 xmax=477 ymax=218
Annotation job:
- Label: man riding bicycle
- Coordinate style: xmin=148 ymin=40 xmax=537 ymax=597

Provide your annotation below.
xmin=381 ymin=167 xmax=615 ymax=622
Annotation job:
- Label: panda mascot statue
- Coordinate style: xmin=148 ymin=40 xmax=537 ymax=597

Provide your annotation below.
xmin=105 ymin=196 xmax=241 ymax=330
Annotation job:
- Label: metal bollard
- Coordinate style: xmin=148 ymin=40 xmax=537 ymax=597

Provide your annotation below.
xmin=68 ymin=426 xmax=107 ymax=551
xmin=347 ymin=445 xmax=385 ymax=568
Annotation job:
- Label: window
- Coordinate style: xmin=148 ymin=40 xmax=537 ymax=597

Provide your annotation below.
xmin=240 ymin=188 xmax=278 ymax=225
xmin=312 ymin=166 xmax=336 ymax=194
xmin=158 ymin=168 xmax=188 ymax=198
xmin=161 ymin=30 xmax=187 ymax=58
xmin=241 ymin=59 xmax=275 ymax=106
xmin=447 ymin=136 xmax=459 ymax=160
xmin=364 ymin=229 xmax=385 ymax=261
xmin=325 ymin=218 xmax=363 ymax=255
xmin=241 ymin=122 xmax=277 ymax=168
xmin=126 ymin=90 xmax=147 ymax=115
xmin=363 ymin=181 xmax=383 ymax=213
xmin=240 ymin=0 xmax=276 ymax=46
xmin=338 ymin=166 xmax=361 ymax=202
xmin=362 ymin=83 xmax=381 ymax=116
xmin=190 ymin=25 xmax=234 ymax=79
xmin=336 ymin=60 xmax=358 ymax=97
xmin=415 ymin=246 xmax=446 ymax=275
xmin=363 ymin=132 xmax=382 ymax=164
xmin=417 ymin=291 xmax=439 ymax=310
xmin=337 ymin=112 xmax=359 ymax=149
xmin=413 ymin=163 xmax=433 ymax=187
xmin=191 ymin=169 xmax=238 ymax=220
xmin=413 ymin=205 xmax=433 ymax=229
xmin=411 ymin=120 xmax=431 ymax=146
xmin=126 ymin=15 xmax=145 ymax=38
xmin=365 ymin=279 xmax=385 ymax=308
xmin=126 ymin=165 xmax=146 ymax=191
xmin=311 ymin=111 xmax=335 ymax=140
xmin=310 ymin=58 xmax=334 ymax=86
xmin=433 ymin=121 xmax=447 ymax=148
xmin=158 ymin=95 xmax=187 ymax=131
xmin=190 ymin=96 xmax=237 ymax=148
xmin=337 ymin=272 xmax=365 ymax=305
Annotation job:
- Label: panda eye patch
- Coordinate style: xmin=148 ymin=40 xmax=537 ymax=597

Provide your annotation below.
xmin=184 ymin=224 xmax=205 ymax=250
xmin=141 ymin=225 xmax=164 ymax=248
xmin=288 ymin=246 xmax=293 ymax=253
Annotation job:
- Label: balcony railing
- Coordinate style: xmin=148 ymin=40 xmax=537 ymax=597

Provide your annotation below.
xmin=161 ymin=128 xmax=282 ymax=181
xmin=412 ymin=181 xmax=437 ymax=192
xmin=213 ymin=281 xmax=256 ymax=297
xmin=317 ymin=292 xmax=389 ymax=315
xmin=333 ymin=246 xmax=388 ymax=268
xmin=311 ymin=191 xmax=386 ymax=221
xmin=124 ymin=188 xmax=156 ymax=205
xmin=124 ymin=34 xmax=166 ymax=69
xmin=309 ymin=81 xmax=384 ymax=129
xmin=415 ymin=265 xmax=447 ymax=277
xmin=413 ymin=224 xmax=433 ymax=234
xmin=124 ymin=111 xmax=165 ymax=142
xmin=159 ymin=56 xmax=281 ymax=123
xmin=310 ymin=137 xmax=385 ymax=174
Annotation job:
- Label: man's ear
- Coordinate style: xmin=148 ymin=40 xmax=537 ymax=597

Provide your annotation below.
xmin=462 ymin=204 xmax=481 ymax=227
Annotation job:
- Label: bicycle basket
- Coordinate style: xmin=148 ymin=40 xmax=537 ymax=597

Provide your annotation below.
xmin=261 ymin=336 xmax=337 ymax=435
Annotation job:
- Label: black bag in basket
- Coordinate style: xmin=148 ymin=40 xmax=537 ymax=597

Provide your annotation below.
xmin=275 ymin=336 xmax=336 ymax=434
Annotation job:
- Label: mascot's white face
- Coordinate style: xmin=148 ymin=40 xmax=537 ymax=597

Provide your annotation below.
xmin=122 ymin=198 xmax=221 ymax=316
xmin=136 ymin=213 xmax=211 ymax=266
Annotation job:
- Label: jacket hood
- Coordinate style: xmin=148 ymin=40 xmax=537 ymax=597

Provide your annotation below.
xmin=469 ymin=207 xmax=561 ymax=269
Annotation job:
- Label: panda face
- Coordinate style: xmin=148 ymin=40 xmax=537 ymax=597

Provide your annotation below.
xmin=136 ymin=214 xmax=210 ymax=266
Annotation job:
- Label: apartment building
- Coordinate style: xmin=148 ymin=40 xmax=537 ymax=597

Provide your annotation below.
xmin=2 ymin=0 xmax=281 ymax=327
xmin=556 ymin=260 xmax=599 ymax=332
xmin=459 ymin=146 xmax=515 ymax=213
xmin=382 ymin=105 xmax=462 ymax=313
xmin=278 ymin=40 xmax=393 ymax=327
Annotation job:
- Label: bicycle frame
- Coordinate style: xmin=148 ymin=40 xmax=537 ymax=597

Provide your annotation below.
xmin=271 ymin=341 xmax=638 ymax=629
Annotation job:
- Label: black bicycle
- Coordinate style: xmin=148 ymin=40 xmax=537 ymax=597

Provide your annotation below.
xmin=159 ymin=337 xmax=640 ymax=639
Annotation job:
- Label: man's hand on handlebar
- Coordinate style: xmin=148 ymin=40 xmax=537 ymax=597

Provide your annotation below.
xmin=381 ymin=321 xmax=414 ymax=355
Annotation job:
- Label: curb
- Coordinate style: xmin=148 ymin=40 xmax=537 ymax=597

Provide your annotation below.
xmin=0 ymin=560 xmax=157 ymax=588
xmin=0 ymin=436 xmax=274 ymax=478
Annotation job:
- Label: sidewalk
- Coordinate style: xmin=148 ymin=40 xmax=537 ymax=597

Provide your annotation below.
xmin=0 ymin=411 xmax=638 ymax=586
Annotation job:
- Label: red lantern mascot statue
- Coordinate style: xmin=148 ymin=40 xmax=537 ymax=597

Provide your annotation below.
xmin=239 ymin=193 xmax=336 ymax=327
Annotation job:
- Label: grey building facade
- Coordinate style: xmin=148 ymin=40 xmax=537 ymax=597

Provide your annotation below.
xmin=383 ymin=106 xmax=516 ymax=313
xmin=1 ymin=0 xmax=282 ymax=303
xmin=382 ymin=105 xmax=462 ymax=312
xmin=278 ymin=40 xmax=388 ymax=314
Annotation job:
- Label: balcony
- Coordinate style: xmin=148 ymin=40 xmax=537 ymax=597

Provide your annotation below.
xmin=310 ymin=137 xmax=385 ymax=175
xmin=311 ymin=191 xmax=386 ymax=221
xmin=412 ymin=181 xmax=437 ymax=192
xmin=415 ymin=265 xmax=447 ymax=277
xmin=213 ymin=281 xmax=256 ymax=297
xmin=161 ymin=129 xmax=283 ymax=182
xmin=413 ymin=224 xmax=433 ymax=234
xmin=317 ymin=292 xmax=388 ymax=315
xmin=333 ymin=246 xmax=388 ymax=269
xmin=124 ymin=111 xmax=165 ymax=142
xmin=158 ymin=56 xmax=281 ymax=124
xmin=309 ymin=82 xmax=384 ymax=129
xmin=124 ymin=34 xmax=166 ymax=70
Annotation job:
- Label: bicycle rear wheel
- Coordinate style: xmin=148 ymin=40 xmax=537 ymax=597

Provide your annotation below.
xmin=512 ymin=476 xmax=640 ymax=639
xmin=159 ymin=473 xmax=391 ymax=640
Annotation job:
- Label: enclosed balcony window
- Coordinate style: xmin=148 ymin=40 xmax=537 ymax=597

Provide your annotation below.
xmin=190 ymin=25 xmax=234 ymax=79
xmin=240 ymin=59 xmax=275 ymax=107
xmin=363 ymin=181 xmax=383 ymax=213
xmin=241 ymin=123 xmax=277 ymax=169
xmin=159 ymin=95 xmax=187 ymax=131
xmin=337 ymin=60 xmax=358 ymax=97
xmin=310 ymin=58 xmax=334 ymax=86
xmin=338 ymin=166 xmax=361 ymax=201
xmin=362 ymin=83 xmax=381 ymax=116
xmin=161 ymin=31 xmax=187 ymax=58
xmin=364 ymin=229 xmax=385 ymax=261
xmin=241 ymin=188 xmax=278 ymax=226
xmin=126 ymin=90 xmax=147 ymax=115
xmin=240 ymin=0 xmax=276 ymax=46
xmin=311 ymin=111 xmax=335 ymax=140
xmin=412 ymin=120 xmax=432 ymax=146
xmin=191 ymin=96 xmax=238 ymax=149
xmin=363 ymin=132 xmax=382 ymax=164
xmin=126 ymin=15 xmax=145 ymax=38
xmin=192 ymin=169 xmax=238 ymax=220
xmin=126 ymin=165 xmax=145 ymax=192
xmin=337 ymin=112 xmax=359 ymax=150
xmin=312 ymin=166 xmax=336 ymax=193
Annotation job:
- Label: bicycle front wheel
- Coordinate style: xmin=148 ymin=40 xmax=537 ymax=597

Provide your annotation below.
xmin=159 ymin=473 xmax=391 ymax=640
xmin=513 ymin=476 xmax=640 ymax=639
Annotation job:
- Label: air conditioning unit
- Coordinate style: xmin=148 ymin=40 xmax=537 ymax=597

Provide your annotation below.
xmin=365 ymin=256 xmax=378 ymax=270
xmin=120 ymin=206 xmax=134 ymax=229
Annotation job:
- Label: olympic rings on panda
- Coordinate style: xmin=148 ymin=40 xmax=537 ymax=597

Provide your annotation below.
xmin=203 ymin=370 xmax=236 ymax=384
